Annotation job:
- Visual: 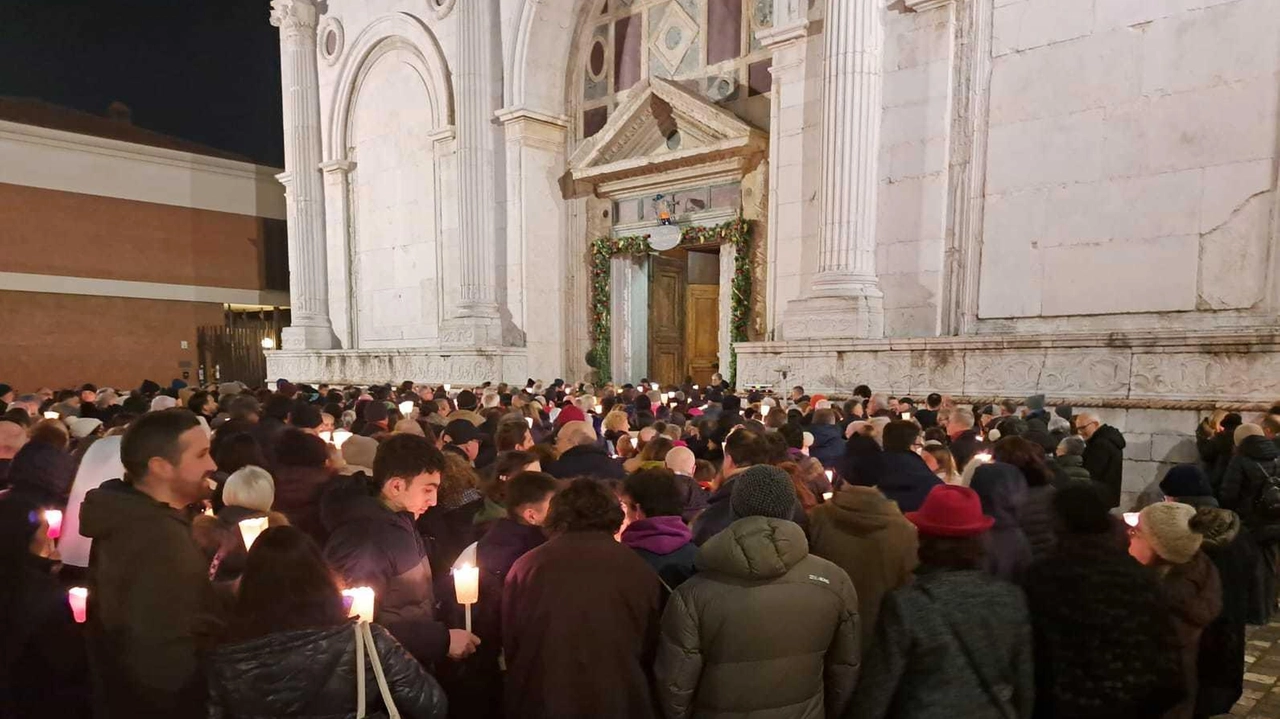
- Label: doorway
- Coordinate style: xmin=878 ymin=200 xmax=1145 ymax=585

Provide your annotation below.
xmin=648 ymin=248 xmax=720 ymax=386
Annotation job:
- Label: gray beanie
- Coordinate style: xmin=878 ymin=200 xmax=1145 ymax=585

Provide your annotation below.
xmin=730 ymin=465 xmax=797 ymax=520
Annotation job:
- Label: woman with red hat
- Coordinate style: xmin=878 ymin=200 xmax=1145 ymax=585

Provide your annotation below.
xmin=847 ymin=484 xmax=1035 ymax=719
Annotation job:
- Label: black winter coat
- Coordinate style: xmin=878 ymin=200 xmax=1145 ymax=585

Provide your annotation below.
xmin=1022 ymin=534 xmax=1184 ymax=719
xmin=948 ymin=429 xmax=987 ymax=471
xmin=208 ymin=623 xmax=447 ymax=719
xmin=1194 ymin=507 xmax=1254 ymax=717
xmin=809 ymin=424 xmax=845 ymax=469
xmin=1082 ymin=425 xmax=1126 ymax=508
xmin=544 ymin=444 xmax=626 ymax=482
xmin=876 ymin=451 xmax=942 ymax=513
xmin=1219 ymin=435 xmax=1280 ymax=537
xmin=837 ymin=434 xmax=885 ymax=489
xmin=1019 ymin=484 xmax=1057 ymax=561
xmin=0 ymin=556 xmax=91 ymax=719
xmin=323 ymin=493 xmax=449 ymax=666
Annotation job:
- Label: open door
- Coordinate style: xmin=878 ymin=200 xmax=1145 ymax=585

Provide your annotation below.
xmin=648 ymin=254 xmax=687 ymax=386
xmin=685 ymin=284 xmax=719 ymax=387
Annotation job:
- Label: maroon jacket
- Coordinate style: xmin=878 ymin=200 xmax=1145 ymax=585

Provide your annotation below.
xmin=502 ymin=531 xmax=662 ymax=719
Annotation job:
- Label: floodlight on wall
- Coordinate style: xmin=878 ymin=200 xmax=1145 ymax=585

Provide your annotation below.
xmin=261 ymin=337 xmax=275 ymax=350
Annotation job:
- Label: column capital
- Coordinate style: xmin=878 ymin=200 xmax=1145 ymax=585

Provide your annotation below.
xmin=269 ymin=0 xmax=318 ymax=31
xmin=319 ymin=159 xmax=356 ymax=175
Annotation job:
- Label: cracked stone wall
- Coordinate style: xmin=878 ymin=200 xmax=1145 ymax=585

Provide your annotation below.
xmin=976 ymin=0 xmax=1279 ymax=322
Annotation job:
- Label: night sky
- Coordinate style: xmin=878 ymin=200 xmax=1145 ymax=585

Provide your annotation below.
xmin=0 ymin=0 xmax=284 ymax=166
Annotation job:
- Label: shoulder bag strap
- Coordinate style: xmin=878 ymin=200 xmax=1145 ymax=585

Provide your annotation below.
xmin=918 ymin=585 xmax=1018 ymax=719
xmin=361 ymin=622 xmax=402 ymax=719
xmin=354 ymin=623 xmax=366 ymax=719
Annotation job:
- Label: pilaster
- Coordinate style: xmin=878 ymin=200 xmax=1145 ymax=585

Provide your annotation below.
xmin=271 ymin=0 xmax=336 ymax=349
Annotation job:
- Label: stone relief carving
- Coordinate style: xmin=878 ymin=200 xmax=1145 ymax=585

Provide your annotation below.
xmin=265 ymin=350 xmax=528 ymax=385
xmin=1130 ymin=353 xmax=1280 ymax=400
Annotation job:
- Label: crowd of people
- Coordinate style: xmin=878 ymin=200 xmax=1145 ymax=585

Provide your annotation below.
xmin=1 ymin=376 xmax=1279 ymax=719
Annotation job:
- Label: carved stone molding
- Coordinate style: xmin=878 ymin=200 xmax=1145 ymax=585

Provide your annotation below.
xmin=431 ymin=0 xmax=458 ymax=20
xmin=904 ymin=0 xmax=954 ymax=12
xmin=270 ymin=0 xmax=318 ymax=32
xmin=318 ymin=17 xmax=344 ymax=65
xmin=735 ymin=328 xmax=1280 ymax=404
xmin=265 ymin=348 xmax=529 ymax=385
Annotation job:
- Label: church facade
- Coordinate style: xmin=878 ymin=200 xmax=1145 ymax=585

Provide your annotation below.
xmin=265 ymin=0 xmax=1280 ymax=462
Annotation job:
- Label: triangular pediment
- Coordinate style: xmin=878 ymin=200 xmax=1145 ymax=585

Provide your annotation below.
xmin=567 ymin=78 xmax=767 ymax=197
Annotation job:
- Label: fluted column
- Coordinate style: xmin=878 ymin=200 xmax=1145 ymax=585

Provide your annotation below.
xmin=446 ymin=0 xmax=502 ymax=345
xmin=270 ymin=0 xmax=336 ymax=349
xmin=782 ymin=0 xmax=884 ymax=339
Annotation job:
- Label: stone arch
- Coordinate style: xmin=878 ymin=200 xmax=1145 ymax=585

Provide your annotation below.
xmin=329 ymin=12 xmax=454 ymax=159
xmin=506 ymin=0 xmax=586 ymax=117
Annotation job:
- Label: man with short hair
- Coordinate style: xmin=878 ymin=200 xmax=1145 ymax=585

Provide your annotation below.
xmin=451 ymin=390 xmax=486 ymax=427
xmin=947 ymin=406 xmax=986 ymax=471
xmin=809 ymin=408 xmax=845 ymax=469
xmin=79 ymin=409 xmax=221 ymax=718
xmin=915 ymin=393 xmax=942 ymax=429
xmin=496 ymin=420 xmax=535 ymax=452
xmin=1050 ymin=435 xmax=1093 ymax=484
xmin=545 ymin=420 xmax=625 ymax=481
xmin=1077 ymin=410 xmax=1126 ymax=508
xmin=664 ymin=446 xmax=709 ymax=523
xmin=877 ymin=420 xmax=942 ymax=512
xmin=790 ymin=385 xmax=805 ymax=403
xmin=324 ymin=434 xmax=479 ymax=665
xmin=692 ymin=428 xmax=806 ymax=545
xmin=0 ymin=420 xmax=29 ymax=488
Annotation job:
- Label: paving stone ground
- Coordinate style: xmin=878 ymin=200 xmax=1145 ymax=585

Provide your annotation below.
xmin=1231 ymin=623 xmax=1280 ymax=717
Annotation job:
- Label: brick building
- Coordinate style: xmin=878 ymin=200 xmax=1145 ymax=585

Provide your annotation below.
xmin=0 ymin=97 xmax=288 ymax=391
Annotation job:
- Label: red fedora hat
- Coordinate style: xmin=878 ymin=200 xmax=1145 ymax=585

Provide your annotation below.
xmin=905 ymin=485 xmax=995 ymax=538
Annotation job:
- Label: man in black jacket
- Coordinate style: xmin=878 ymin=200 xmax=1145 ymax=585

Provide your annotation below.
xmin=1077 ymin=410 xmax=1127 ymax=508
xmin=947 ymin=406 xmax=987 ymax=471
xmin=544 ymin=421 xmax=625 ymax=481
xmin=323 ymin=434 xmax=479 ymax=665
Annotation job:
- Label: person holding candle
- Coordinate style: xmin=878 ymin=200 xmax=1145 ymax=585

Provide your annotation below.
xmin=0 ymin=492 xmax=92 ymax=718
xmin=209 ymin=526 xmax=447 ymax=719
xmin=503 ymin=477 xmax=662 ymax=719
xmin=324 ymin=434 xmax=480 ymax=667
xmin=544 ymin=420 xmax=626 ymax=482
xmin=78 ymin=408 xmax=222 ymax=718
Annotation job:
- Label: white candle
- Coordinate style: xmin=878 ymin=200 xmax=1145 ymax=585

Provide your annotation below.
xmin=319 ymin=430 xmax=332 ymax=444
xmin=44 ymin=509 xmax=63 ymax=540
xmin=974 ymin=453 xmax=993 ymax=464
xmin=760 ymin=405 xmax=771 ymax=418
xmin=343 ymin=586 xmax=376 ymax=624
xmin=651 ymin=383 xmax=659 ymax=391
xmin=593 ymin=404 xmax=603 ymax=414
xmin=203 ymin=505 xmax=215 ymax=517
xmin=454 ymin=563 xmax=480 ymax=634
xmin=68 ymin=587 xmax=89 ymax=623
xmin=238 ymin=516 xmax=270 ymax=550
xmin=693 ymin=384 xmax=699 ymax=390
xmin=822 ymin=492 xmax=834 ymax=502
xmin=443 ymin=383 xmax=452 ymax=393
xmin=525 ymin=416 xmax=534 ymax=428
xmin=43 ymin=411 xmax=59 ymax=420
xmin=399 ymin=400 xmax=414 ymax=416
xmin=901 ymin=412 xmax=911 ymax=420
xmin=332 ymin=429 xmax=353 ymax=449
xmin=825 ymin=470 xmax=833 ymax=483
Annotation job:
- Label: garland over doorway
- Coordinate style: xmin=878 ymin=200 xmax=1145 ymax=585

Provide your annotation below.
xmin=588 ymin=216 xmax=753 ymax=385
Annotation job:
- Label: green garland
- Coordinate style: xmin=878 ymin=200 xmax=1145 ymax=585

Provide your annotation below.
xmin=588 ymin=217 xmax=752 ymax=385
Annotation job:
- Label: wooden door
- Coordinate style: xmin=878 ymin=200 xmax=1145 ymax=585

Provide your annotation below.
xmin=648 ymin=255 xmax=687 ymax=386
xmin=685 ymin=284 xmax=719 ymax=387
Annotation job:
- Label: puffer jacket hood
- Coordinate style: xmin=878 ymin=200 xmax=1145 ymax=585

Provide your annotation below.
xmin=696 ymin=516 xmax=807 ymax=580
xmin=1240 ymin=434 xmax=1279 ymax=462
xmin=970 ymin=462 xmax=1027 ymax=528
xmin=825 ymin=485 xmax=906 ymax=535
xmin=80 ymin=478 xmax=185 ymax=540
xmin=1092 ymin=424 xmax=1127 ymax=451
xmin=208 ymin=622 xmax=447 ymax=719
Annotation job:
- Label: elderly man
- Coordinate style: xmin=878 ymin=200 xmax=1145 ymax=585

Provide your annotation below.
xmin=1076 ymin=410 xmax=1126 ymax=508
xmin=664 ymin=446 xmax=709 ymax=523
xmin=947 ymin=407 xmax=986 ymax=471
xmin=545 ymin=420 xmax=625 ymax=481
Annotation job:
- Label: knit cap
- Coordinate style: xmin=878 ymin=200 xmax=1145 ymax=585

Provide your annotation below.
xmin=1159 ymin=464 xmax=1212 ymax=500
xmin=730 ymin=465 xmax=796 ymax=520
xmin=150 ymin=395 xmax=178 ymax=412
xmin=1137 ymin=502 xmax=1202 ymax=564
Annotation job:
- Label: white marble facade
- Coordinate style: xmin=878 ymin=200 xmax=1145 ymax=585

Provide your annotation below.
xmin=266 ymin=0 xmax=1280 ymax=427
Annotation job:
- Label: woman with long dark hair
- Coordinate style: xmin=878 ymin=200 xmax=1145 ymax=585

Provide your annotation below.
xmin=994 ymin=435 xmax=1058 ymax=559
xmin=208 ymin=525 xmax=446 ymax=719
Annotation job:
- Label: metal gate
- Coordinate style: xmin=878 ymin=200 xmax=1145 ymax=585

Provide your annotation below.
xmin=196 ymin=309 xmax=286 ymax=387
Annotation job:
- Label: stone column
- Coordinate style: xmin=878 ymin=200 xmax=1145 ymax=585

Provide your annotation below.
xmin=782 ymin=0 xmax=885 ymax=339
xmin=320 ymin=159 xmax=355 ymax=347
xmin=446 ymin=0 xmax=502 ymax=345
xmin=271 ymin=0 xmax=336 ymax=349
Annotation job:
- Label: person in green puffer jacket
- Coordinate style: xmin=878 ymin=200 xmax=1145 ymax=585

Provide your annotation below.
xmin=655 ymin=465 xmax=860 ymax=719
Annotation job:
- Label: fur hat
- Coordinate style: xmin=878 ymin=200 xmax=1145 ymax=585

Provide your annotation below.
xmin=1137 ymin=502 xmax=1202 ymax=564
xmin=730 ymin=465 xmax=797 ymax=520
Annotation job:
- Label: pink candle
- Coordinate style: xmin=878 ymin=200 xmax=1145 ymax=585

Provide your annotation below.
xmin=68 ymin=587 xmax=88 ymax=623
xmin=44 ymin=509 xmax=63 ymax=540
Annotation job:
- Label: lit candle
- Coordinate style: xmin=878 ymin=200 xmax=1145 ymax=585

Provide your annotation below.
xmin=661 ymin=392 xmax=670 ymax=403
xmin=44 ymin=509 xmax=63 ymax=540
xmin=443 ymin=383 xmax=452 ymax=393
xmin=454 ymin=563 xmax=480 ymax=633
xmin=399 ymin=400 xmax=414 ymax=416
xmin=901 ymin=412 xmax=911 ymax=420
xmin=669 ymin=402 xmax=677 ymax=409
xmin=319 ymin=430 xmax=332 ymax=444
xmin=974 ymin=453 xmax=993 ymax=464
xmin=68 ymin=587 xmax=89 ymax=623
xmin=822 ymin=492 xmax=834 ymax=502
xmin=342 ymin=586 xmax=376 ymax=624
xmin=43 ymin=411 xmax=59 ymax=420
xmin=203 ymin=505 xmax=215 ymax=517
xmin=760 ymin=405 xmax=771 ymax=418
xmin=525 ymin=416 xmax=534 ymax=428
xmin=651 ymin=383 xmax=659 ymax=391
xmin=238 ymin=516 xmax=270 ymax=551
xmin=825 ymin=470 xmax=833 ymax=484
xmin=332 ymin=429 xmax=353 ymax=449
xmin=693 ymin=384 xmax=699 ymax=390
xmin=593 ymin=404 xmax=603 ymax=414
xmin=1123 ymin=512 xmax=1140 ymax=528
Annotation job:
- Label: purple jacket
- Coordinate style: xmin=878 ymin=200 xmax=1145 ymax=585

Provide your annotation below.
xmin=622 ymin=516 xmax=698 ymax=589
